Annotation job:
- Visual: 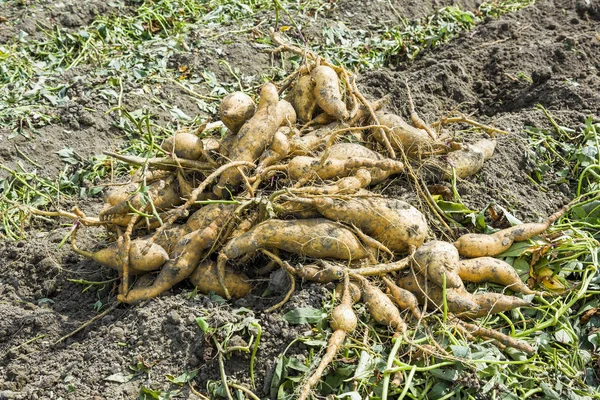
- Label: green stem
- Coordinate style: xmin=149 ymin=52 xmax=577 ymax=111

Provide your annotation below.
xmin=381 ymin=335 xmax=403 ymax=400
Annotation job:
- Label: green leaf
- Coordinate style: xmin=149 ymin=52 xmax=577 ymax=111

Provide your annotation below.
xmin=554 ymin=329 xmax=573 ymax=344
xmin=495 ymin=204 xmax=523 ymax=225
xmin=286 ymin=357 xmax=309 ymax=372
xmin=195 ymin=317 xmax=211 ymax=333
xmin=436 ymin=200 xmax=475 ymax=214
xmin=497 ymin=241 xmax=537 ymax=258
xmin=450 ymin=345 xmax=470 ymax=358
xmin=282 ymin=307 xmax=326 ymax=324
xmin=139 ymin=386 xmax=161 ymax=400
xmin=270 ymin=356 xmax=286 ymax=399
xmin=430 ymin=367 xmax=459 ymax=382
xmin=104 ymin=372 xmax=137 ymax=383
xmin=336 ymin=392 xmax=362 ymax=400
xmin=166 ymin=370 xmax=198 ymax=385
xmin=428 ymin=382 xmax=452 ymax=398
xmin=540 ymin=382 xmax=561 ymax=400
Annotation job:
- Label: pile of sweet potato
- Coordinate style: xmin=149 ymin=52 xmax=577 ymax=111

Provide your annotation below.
xmin=57 ymin=32 xmax=564 ymax=399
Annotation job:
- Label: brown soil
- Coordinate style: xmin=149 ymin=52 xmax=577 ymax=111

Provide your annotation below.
xmin=1 ymin=0 xmax=599 ymax=399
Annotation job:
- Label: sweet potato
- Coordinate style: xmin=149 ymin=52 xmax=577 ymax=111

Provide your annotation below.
xmin=290 ymin=74 xmax=318 ymax=122
xmin=118 ymin=212 xmax=227 ymax=303
xmin=454 ymin=206 xmax=567 ymax=258
xmin=412 ymin=241 xmax=463 ymax=288
xmin=189 ymin=260 xmax=252 ymax=299
xmin=311 ymin=65 xmax=349 ymax=121
xmin=257 ymin=127 xmax=291 ymax=171
xmin=288 ymin=123 xmax=339 ymax=156
xmin=183 ymin=203 xmax=236 ymax=235
xmin=161 ymin=132 xmax=204 ymax=160
xmin=297 ymin=330 xmax=346 ymax=400
xmin=439 ymin=139 xmax=496 ymax=179
xmin=277 ymin=99 xmax=297 ymax=127
xmin=383 ymin=276 xmax=422 ymax=319
xmin=92 ymin=239 xmax=168 ymax=273
xmin=104 ymin=183 xmax=138 ymax=206
xmin=153 ymin=226 xmax=185 ymax=254
xmin=467 ymin=292 xmax=531 ymax=318
xmin=100 ymin=179 xmax=183 ymax=219
xmin=373 ymin=111 xmax=430 ymax=155
xmin=361 ymin=278 xmax=407 ymax=333
xmin=219 ymin=91 xmax=256 ymax=134
xmin=298 ymin=196 xmax=427 ymax=253
xmin=330 ymin=277 xmax=359 ymax=332
xmin=458 ymin=257 xmax=538 ymax=295
xmin=220 ymin=218 xmax=371 ymax=262
xmin=284 ymin=261 xmax=345 ymax=283
xmin=335 ymin=281 xmax=362 ymax=304
xmin=288 ymin=97 xmax=387 ymax=156
xmin=397 ymin=272 xmax=480 ymax=315
xmin=214 ymin=83 xmax=280 ymax=197
xmin=287 ymin=155 xmax=404 ymax=185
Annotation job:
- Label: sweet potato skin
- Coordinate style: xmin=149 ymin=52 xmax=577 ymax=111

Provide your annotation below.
xmin=467 ymin=292 xmax=531 ymax=318
xmin=277 ymin=99 xmax=297 ymax=127
xmin=454 ymin=231 xmax=513 ymax=258
xmin=362 ymin=281 xmax=407 ymax=333
xmin=412 ymin=241 xmax=463 ymax=288
xmin=458 ymin=257 xmax=537 ymax=295
xmin=219 ymin=91 xmax=256 ymax=134
xmin=100 ymin=179 xmax=183 ymax=219
xmin=189 ymin=260 xmax=252 ymax=299
xmin=397 ymin=272 xmax=480 ymax=315
xmin=311 ymin=65 xmax=349 ymax=121
xmin=222 ymin=218 xmax=371 ymax=261
xmin=214 ymin=83 xmax=280 ymax=197
xmin=440 ymin=139 xmax=497 ymax=179
xmin=161 ymin=132 xmax=204 ymax=160
xmin=290 ymin=74 xmax=317 ymax=122
xmin=455 ymin=206 xmax=565 ymax=258
xmin=310 ymin=196 xmax=428 ymax=253
xmin=373 ymin=111 xmax=430 ymax=155
xmin=287 ymin=155 xmax=403 ymax=185
xmin=92 ymin=239 xmax=168 ymax=273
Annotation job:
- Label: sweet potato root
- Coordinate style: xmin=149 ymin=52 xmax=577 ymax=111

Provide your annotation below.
xmin=468 ymin=292 xmax=531 ymax=318
xmin=257 ymin=127 xmax=291 ymax=171
xmin=118 ymin=213 xmax=226 ymax=303
xmin=439 ymin=139 xmax=496 ymax=179
xmin=288 ymin=155 xmax=404 ymax=185
xmin=220 ymin=218 xmax=371 ymax=262
xmin=335 ymin=281 xmax=362 ymax=304
xmin=92 ymin=239 xmax=168 ymax=273
xmin=161 ymin=132 xmax=204 ymax=160
xmin=219 ymin=91 xmax=256 ymax=134
xmin=361 ymin=278 xmax=407 ymax=333
xmin=383 ymin=276 xmax=422 ymax=319
xmin=183 ymin=203 xmax=236 ymax=235
xmin=454 ymin=206 xmax=567 ymax=258
xmin=283 ymin=261 xmax=345 ymax=283
xmin=189 ymin=260 xmax=252 ymax=299
xmin=100 ymin=179 xmax=183 ymax=219
xmin=296 ymin=196 xmax=427 ymax=253
xmin=277 ymin=99 xmax=297 ymax=127
xmin=290 ymin=74 xmax=317 ymax=122
xmin=214 ymin=82 xmax=280 ymax=197
xmin=412 ymin=241 xmax=463 ymax=288
xmin=397 ymin=272 xmax=480 ymax=315
xmin=104 ymin=183 xmax=138 ymax=206
xmin=458 ymin=257 xmax=539 ymax=295
xmin=373 ymin=111 xmax=430 ymax=155
xmin=311 ymin=65 xmax=349 ymax=121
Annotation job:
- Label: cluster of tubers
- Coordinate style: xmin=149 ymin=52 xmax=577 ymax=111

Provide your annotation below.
xmin=57 ymin=33 xmax=566 ymax=398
